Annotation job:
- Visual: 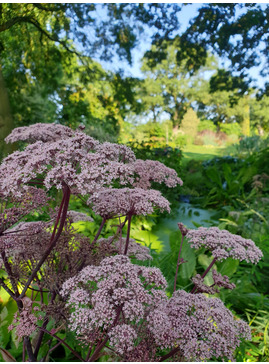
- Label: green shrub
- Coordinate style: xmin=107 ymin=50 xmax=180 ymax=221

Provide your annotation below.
xmin=198 ymin=119 xmax=217 ymax=132
xmin=235 ymin=136 xmax=269 ymax=157
xmin=126 ymin=141 xmax=183 ymax=214
xmin=219 ymin=122 xmax=242 ymax=136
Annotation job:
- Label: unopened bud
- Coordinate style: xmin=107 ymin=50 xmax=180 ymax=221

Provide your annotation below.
xmin=177 ymin=222 xmax=188 ymax=236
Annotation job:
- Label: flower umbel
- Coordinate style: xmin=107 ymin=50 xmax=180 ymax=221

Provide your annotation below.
xmin=186 ymin=226 xmax=263 ymax=263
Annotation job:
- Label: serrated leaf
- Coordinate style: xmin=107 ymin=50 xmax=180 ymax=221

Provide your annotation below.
xmin=0 ymin=326 xmax=11 ymax=348
xmin=11 ymin=329 xmax=21 ymax=350
xmin=204 ymin=271 xmax=214 ymax=286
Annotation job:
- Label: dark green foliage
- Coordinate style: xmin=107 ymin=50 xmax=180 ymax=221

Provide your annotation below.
xmin=127 ymin=141 xmax=183 ymax=214
xmin=182 ymin=3 xmax=268 ymax=91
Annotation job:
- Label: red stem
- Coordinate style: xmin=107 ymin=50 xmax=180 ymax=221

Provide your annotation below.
xmin=0 ymin=277 xmax=16 ymax=299
xmin=1 ymin=250 xmax=19 ymax=296
xmin=160 ymin=346 xmax=182 ymax=361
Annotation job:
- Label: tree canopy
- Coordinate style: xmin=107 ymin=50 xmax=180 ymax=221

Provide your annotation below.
xmin=0 ymin=2 xmax=268 ymax=157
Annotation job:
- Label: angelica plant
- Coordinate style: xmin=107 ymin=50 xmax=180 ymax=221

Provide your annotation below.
xmin=0 ymin=123 xmax=262 ymax=362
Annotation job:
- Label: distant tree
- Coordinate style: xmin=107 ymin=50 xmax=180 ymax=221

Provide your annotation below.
xmin=181 ymin=3 xmax=269 ymax=93
xmin=179 ymin=108 xmax=200 ymax=143
xmin=141 ymin=37 xmax=217 ymax=130
xmin=0 ymin=3 xmax=182 ymax=156
xmin=138 ymin=77 xmax=164 ymax=123
xmin=250 ymin=95 xmax=269 ymax=135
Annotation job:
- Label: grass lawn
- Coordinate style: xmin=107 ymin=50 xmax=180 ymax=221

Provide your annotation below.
xmin=181 ymin=144 xmax=226 ymax=166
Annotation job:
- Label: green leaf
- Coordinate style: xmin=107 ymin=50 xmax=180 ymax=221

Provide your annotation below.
xmin=178 ymin=241 xmax=196 ymax=282
xmin=0 ymin=348 xmax=16 ymax=362
xmin=219 ymin=218 xmax=238 ymax=227
xmin=191 ymin=221 xmax=202 ymax=228
xmin=0 ymin=288 xmax=10 ymax=305
xmin=0 ymin=307 xmax=8 ymax=322
xmin=132 ymin=230 xmax=164 ymax=252
xmin=198 ymin=254 xmax=214 ymax=270
xmin=217 ymin=258 xmax=239 ymax=277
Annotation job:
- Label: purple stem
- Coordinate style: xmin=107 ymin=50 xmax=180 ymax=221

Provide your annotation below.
xmin=124 ymin=213 xmax=132 ymax=255
xmin=191 ymin=257 xmax=217 ymax=294
xmin=19 ymin=184 xmax=71 ymax=299
xmin=34 ymin=291 xmax=57 ymax=358
xmin=160 ymin=346 xmax=182 ymax=361
xmin=1 ymin=250 xmax=19 ymax=296
xmin=24 ymin=337 xmax=36 ymax=361
xmin=38 ymin=327 xmax=84 ymax=362
xmin=173 ymin=233 xmax=184 ymax=293
xmin=90 ymin=217 xmax=106 ymax=246
xmin=88 ymin=306 xmax=122 ymax=362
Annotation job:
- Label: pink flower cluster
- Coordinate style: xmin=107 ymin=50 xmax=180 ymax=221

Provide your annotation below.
xmin=132 ymin=159 xmax=183 ymax=189
xmin=148 ymin=290 xmax=251 ymax=361
xmin=61 ymin=255 xmax=167 ymax=348
xmin=1 ymin=124 xmax=182 ymax=205
xmin=212 ymin=269 xmax=236 ymax=290
xmin=108 ymin=324 xmax=137 ymax=355
xmin=0 ymin=186 xmax=47 ymax=234
xmin=8 ymin=297 xmax=41 ymax=338
xmin=186 ymin=227 xmax=263 ymax=263
xmin=89 ymin=187 xmax=170 ymax=217
xmin=0 ymin=221 xmax=48 ymax=252
xmin=5 ymin=123 xmax=74 ymax=143
xmin=67 ymin=210 xmax=94 ymax=223
xmin=98 ymin=237 xmax=153 ymax=261
xmin=192 ymin=270 xmax=236 ymax=294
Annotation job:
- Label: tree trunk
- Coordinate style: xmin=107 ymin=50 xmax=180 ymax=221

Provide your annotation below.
xmin=0 ymin=66 xmax=14 ymax=159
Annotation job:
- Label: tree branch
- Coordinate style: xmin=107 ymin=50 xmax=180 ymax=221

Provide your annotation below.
xmin=0 ymin=15 xmax=81 ymax=59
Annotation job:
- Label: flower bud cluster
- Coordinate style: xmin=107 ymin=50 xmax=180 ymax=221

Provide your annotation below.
xmin=98 ymin=237 xmax=153 ymax=261
xmin=186 ymin=227 xmax=263 ymax=263
xmin=5 ymin=123 xmax=74 ymax=143
xmin=1 ymin=124 xmax=183 ymax=209
xmin=61 ymin=255 xmax=167 ymax=351
xmin=148 ymin=290 xmax=251 ymax=361
xmin=132 ymin=159 xmax=183 ymax=189
xmin=89 ymin=187 xmax=170 ymax=217
xmin=67 ymin=210 xmax=94 ymax=223
xmin=8 ymin=297 xmax=41 ymax=338
xmin=191 ymin=270 xmax=236 ymax=294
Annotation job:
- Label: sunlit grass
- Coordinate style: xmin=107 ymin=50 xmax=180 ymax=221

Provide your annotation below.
xmin=182 ymin=144 xmax=225 ymax=161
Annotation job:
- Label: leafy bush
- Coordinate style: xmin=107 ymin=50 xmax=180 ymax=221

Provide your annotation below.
xmin=126 ymin=141 xmax=183 ymax=214
xmin=235 ymin=135 xmax=269 ymax=157
xmin=195 ymin=130 xmax=228 ymax=146
xmin=219 ymin=122 xmax=242 ymax=136
xmin=198 ymin=119 xmax=217 ymax=132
